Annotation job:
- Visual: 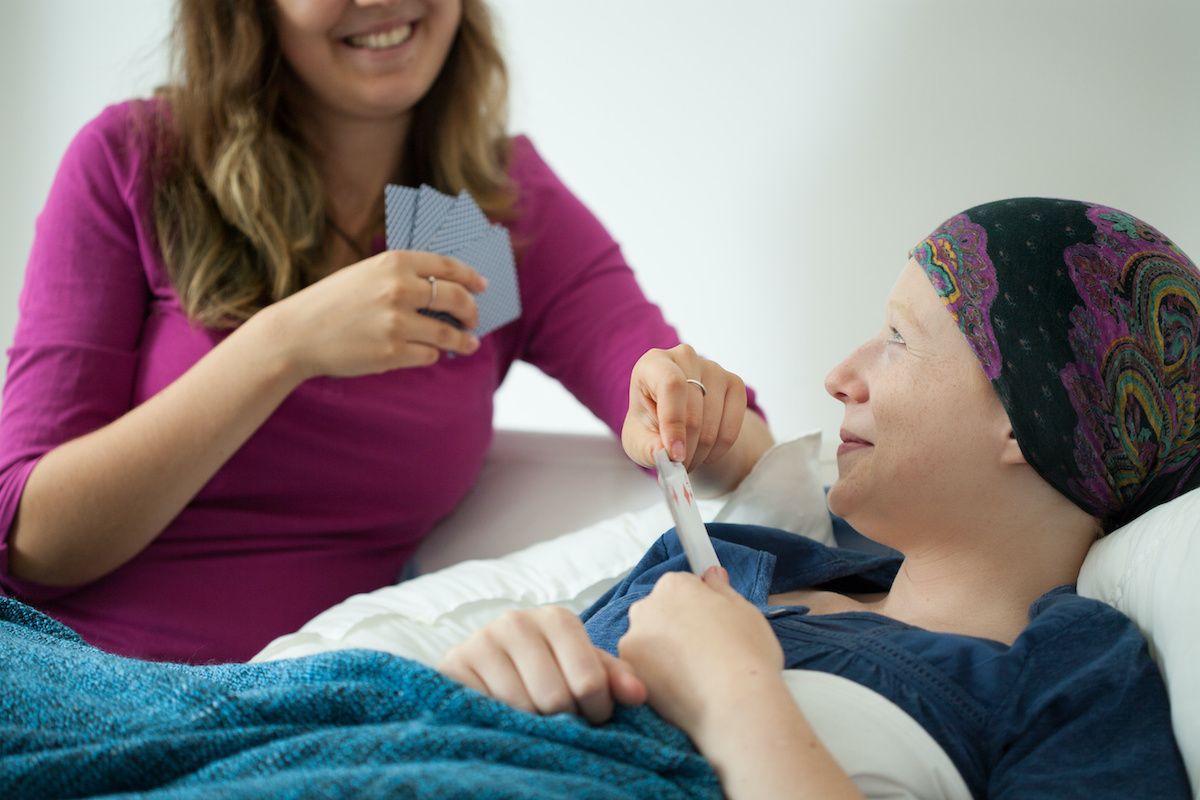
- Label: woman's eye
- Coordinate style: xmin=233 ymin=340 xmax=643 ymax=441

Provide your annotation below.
xmin=886 ymin=327 xmax=906 ymax=346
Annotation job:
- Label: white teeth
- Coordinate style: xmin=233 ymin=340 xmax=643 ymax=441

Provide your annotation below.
xmin=347 ymin=23 xmax=413 ymax=50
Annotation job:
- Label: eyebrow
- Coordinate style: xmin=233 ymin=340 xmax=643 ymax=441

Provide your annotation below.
xmin=887 ymin=300 xmax=928 ymax=336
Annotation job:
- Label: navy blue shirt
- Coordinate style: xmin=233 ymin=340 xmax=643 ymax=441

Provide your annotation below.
xmin=581 ymin=524 xmax=1189 ymax=799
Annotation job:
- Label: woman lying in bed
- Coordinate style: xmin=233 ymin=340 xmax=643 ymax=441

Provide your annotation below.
xmin=438 ymin=197 xmax=1196 ymax=798
xmin=0 ymin=197 xmax=1191 ymax=799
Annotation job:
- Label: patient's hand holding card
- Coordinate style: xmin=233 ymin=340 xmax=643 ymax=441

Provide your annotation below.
xmin=653 ymin=449 xmax=721 ymax=575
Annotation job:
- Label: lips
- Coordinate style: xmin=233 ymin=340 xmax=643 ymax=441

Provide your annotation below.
xmin=836 ymin=428 xmax=873 ymax=458
xmin=839 ymin=429 xmax=873 ymax=446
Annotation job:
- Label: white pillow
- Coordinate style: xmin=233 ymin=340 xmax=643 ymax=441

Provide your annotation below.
xmin=713 ymin=431 xmax=834 ymax=545
xmin=1078 ymin=488 xmax=1200 ymax=795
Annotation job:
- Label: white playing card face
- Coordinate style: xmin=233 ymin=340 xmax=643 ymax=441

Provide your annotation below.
xmin=426 ymin=191 xmax=491 ymax=255
xmin=653 ymin=449 xmax=721 ymax=575
xmin=410 ymin=185 xmax=457 ymax=250
xmin=447 ymin=225 xmax=521 ymax=336
xmin=384 ymin=185 xmax=418 ymax=250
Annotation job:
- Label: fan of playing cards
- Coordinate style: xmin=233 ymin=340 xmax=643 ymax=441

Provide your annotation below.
xmin=384 ymin=183 xmax=521 ymax=337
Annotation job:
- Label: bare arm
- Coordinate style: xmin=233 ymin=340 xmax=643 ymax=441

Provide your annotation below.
xmin=9 ymin=252 xmax=486 ymax=586
xmin=691 ymin=673 xmax=862 ymax=800
xmin=10 ymin=310 xmax=300 ymax=585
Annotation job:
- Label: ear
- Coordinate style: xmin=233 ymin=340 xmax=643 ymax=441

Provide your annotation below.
xmin=999 ymin=425 xmax=1028 ymax=466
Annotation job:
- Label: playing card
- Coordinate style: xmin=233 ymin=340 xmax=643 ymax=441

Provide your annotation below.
xmin=426 ymin=190 xmax=491 ymax=255
xmin=382 ymin=183 xmax=521 ymax=338
xmin=653 ymin=449 xmax=721 ymax=575
xmin=383 ymin=184 xmax=418 ymax=250
xmin=446 ymin=224 xmax=520 ymax=336
xmin=410 ymin=184 xmax=457 ymax=250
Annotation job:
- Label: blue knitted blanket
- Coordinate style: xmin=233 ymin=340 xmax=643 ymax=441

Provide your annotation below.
xmin=0 ymin=598 xmax=720 ymax=799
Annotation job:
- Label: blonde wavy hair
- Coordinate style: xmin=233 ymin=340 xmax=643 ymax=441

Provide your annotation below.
xmin=152 ymin=0 xmax=513 ymax=328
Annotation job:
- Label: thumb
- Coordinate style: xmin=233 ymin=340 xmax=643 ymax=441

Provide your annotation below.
xmin=702 ymin=565 xmax=740 ymax=598
xmin=600 ymin=650 xmax=647 ymax=707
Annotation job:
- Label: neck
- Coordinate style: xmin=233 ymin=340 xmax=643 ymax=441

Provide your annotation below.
xmin=298 ymin=102 xmax=412 ymax=240
xmin=871 ymin=506 xmax=1095 ymax=645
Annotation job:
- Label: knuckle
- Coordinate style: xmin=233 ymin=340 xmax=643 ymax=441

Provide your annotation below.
xmin=545 ymin=606 xmax=578 ymax=625
xmin=385 ymin=283 xmax=408 ymax=306
xmin=572 ymin=669 xmax=607 ymax=700
xmin=385 ymin=308 xmax=405 ymax=334
xmin=477 ymin=626 xmax=502 ymax=649
xmin=436 ymin=649 xmax=461 ymax=673
xmin=540 ymin=688 xmax=573 ymax=714
xmin=497 ymin=609 xmax=535 ymax=636
xmin=638 ymin=348 xmax=665 ymax=368
xmin=661 ymin=372 xmax=687 ymax=392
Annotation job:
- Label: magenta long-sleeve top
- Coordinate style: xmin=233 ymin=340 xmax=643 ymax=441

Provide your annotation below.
xmin=0 ymin=102 xmax=761 ymax=663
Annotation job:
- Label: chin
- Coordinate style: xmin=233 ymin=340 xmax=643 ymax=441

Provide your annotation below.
xmin=826 ymin=480 xmax=850 ymax=519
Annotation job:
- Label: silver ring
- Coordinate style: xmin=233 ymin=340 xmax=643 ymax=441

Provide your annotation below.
xmin=686 ymin=378 xmax=707 ymax=397
xmin=425 ymin=275 xmax=438 ymax=310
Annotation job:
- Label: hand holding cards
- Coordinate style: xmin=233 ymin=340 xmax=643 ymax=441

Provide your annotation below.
xmin=384 ymin=184 xmax=521 ymax=337
xmin=653 ymin=449 xmax=721 ymax=575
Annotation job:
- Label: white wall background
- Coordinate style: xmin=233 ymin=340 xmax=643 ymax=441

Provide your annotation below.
xmin=3 ymin=1 xmax=1199 ymax=461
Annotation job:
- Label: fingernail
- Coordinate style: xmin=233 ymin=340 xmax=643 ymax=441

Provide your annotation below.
xmin=671 ymin=441 xmax=686 ymax=461
xmin=479 ymin=276 xmax=490 ymax=290
xmin=467 ymin=336 xmax=481 ymax=351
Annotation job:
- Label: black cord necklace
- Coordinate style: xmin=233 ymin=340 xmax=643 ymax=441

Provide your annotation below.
xmin=326 ymin=217 xmax=369 ymax=261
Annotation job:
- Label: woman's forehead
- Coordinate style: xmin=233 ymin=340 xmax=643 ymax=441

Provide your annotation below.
xmin=890 ymin=261 xmax=956 ymax=334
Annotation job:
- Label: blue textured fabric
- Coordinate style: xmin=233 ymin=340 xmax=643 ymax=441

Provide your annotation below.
xmin=0 ymin=597 xmax=719 ymax=799
xmin=582 ymin=523 xmax=1190 ymax=800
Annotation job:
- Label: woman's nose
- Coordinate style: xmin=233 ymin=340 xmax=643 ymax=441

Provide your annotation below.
xmin=824 ymin=343 xmax=871 ymax=404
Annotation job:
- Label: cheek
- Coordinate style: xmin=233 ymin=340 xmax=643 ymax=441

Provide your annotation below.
xmin=870 ymin=368 xmax=958 ymax=481
xmin=274 ymin=0 xmax=343 ymax=37
xmin=426 ymin=0 xmax=463 ymax=48
xmin=274 ymin=4 xmax=340 ymax=73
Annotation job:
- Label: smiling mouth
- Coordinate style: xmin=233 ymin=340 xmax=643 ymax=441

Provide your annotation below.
xmin=345 ymin=23 xmax=415 ymax=50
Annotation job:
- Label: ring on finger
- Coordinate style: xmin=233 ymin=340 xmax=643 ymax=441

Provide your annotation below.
xmin=685 ymin=378 xmax=707 ymax=397
xmin=425 ymin=275 xmax=438 ymax=311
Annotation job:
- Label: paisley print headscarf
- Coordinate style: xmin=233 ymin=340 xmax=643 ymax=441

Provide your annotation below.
xmin=911 ymin=198 xmax=1200 ymax=531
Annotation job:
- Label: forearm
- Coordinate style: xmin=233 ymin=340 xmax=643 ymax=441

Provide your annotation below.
xmin=690 ymin=409 xmax=772 ymax=497
xmin=8 ymin=309 xmax=304 ymax=586
xmin=694 ymin=674 xmax=863 ymax=800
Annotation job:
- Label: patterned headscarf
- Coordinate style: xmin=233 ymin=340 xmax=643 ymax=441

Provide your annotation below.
xmin=911 ymin=198 xmax=1200 ymax=532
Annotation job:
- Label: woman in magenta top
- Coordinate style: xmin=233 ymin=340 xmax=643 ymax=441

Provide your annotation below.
xmin=0 ymin=0 xmax=772 ymax=663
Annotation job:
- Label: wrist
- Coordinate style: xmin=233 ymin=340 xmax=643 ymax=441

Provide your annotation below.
xmin=236 ymin=306 xmax=311 ymax=390
xmin=691 ymin=670 xmax=794 ymax=754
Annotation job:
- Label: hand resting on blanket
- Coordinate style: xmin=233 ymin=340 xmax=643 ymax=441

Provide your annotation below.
xmin=439 ymin=564 xmax=861 ymax=799
xmin=438 ymin=604 xmax=647 ymax=725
